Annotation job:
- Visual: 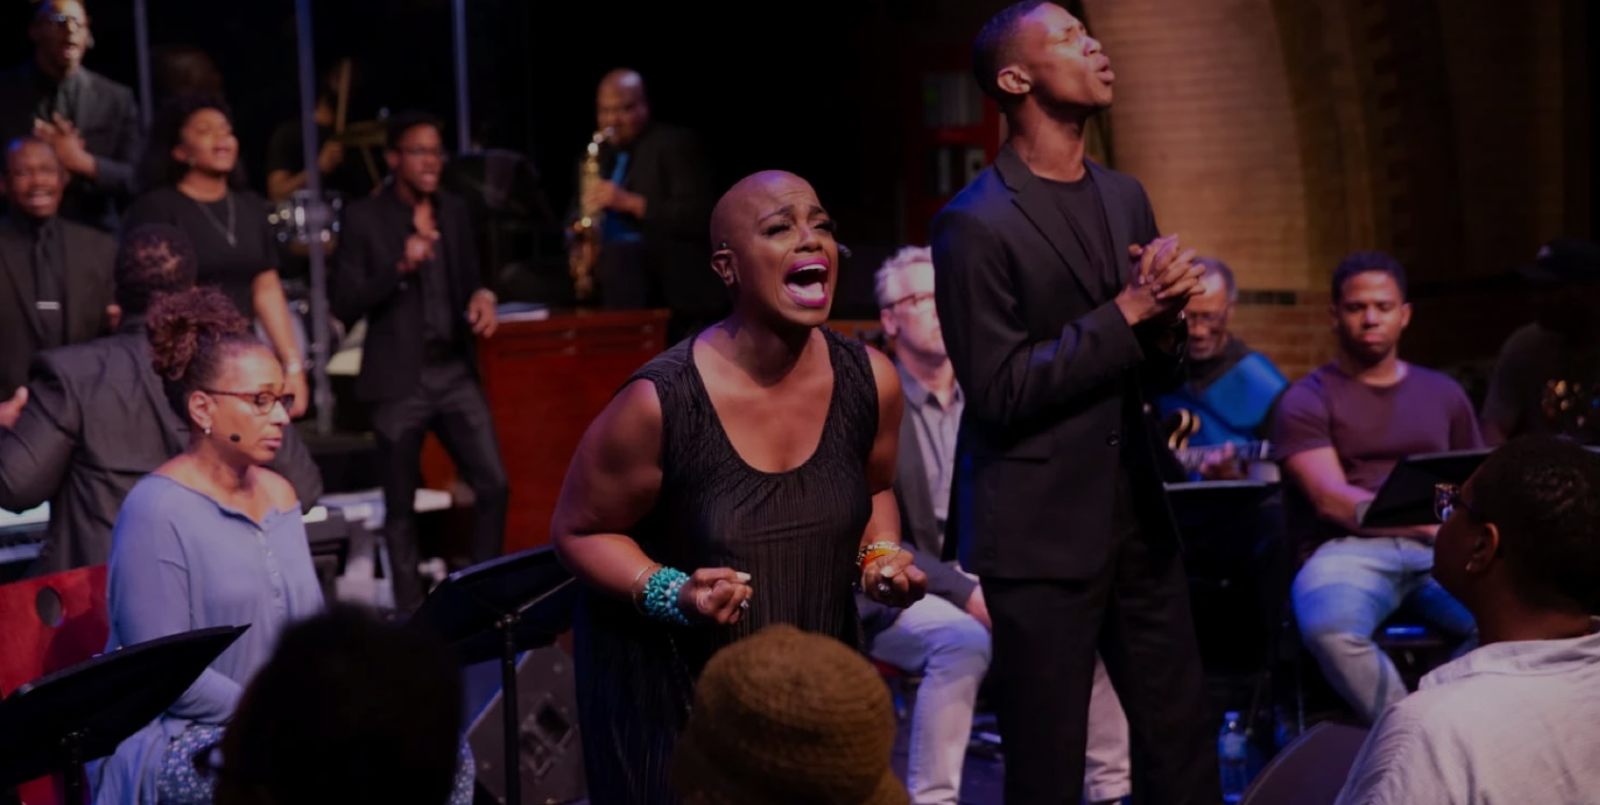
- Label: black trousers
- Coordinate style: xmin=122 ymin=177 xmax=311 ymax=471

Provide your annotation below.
xmin=370 ymin=358 xmax=509 ymax=611
xmin=984 ymin=474 xmax=1219 ymax=804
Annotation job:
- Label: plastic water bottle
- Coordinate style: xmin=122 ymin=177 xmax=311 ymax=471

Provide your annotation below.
xmin=1218 ymin=710 xmax=1249 ymax=803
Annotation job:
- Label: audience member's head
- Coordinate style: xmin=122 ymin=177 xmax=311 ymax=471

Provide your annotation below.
xmin=673 ymin=624 xmax=907 ymax=805
xmin=1 ymin=137 xmax=66 ymax=221
xmin=1435 ymin=435 xmax=1600 ymax=619
xmin=1186 ymin=257 xmax=1238 ymax=362
xmin=114 ymin=223 xmax=199 ymax=317
xmin=1329 ymin=250 xmax=1411 ymax=366
xmin=1519 ymin=238 xmax=1600 ymax=340
xmin=875 ymin=246 xmax=947 ymax=367
xmin=214 ymin=606 xmax=464 ymax=805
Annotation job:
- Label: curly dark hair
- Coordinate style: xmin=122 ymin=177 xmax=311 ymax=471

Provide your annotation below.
xmin=146 ymin=286 xmax=261 ymax=425
xmin=137 ymin=92 xmax=247 ymax=190
xmin=1471 ymin=435 xmax=1600 ymax=612
xmin=114 ymin=223 xmax=199 ymax=316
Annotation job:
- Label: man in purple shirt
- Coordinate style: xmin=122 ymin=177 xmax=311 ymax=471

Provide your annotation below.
xmin=1273 ymin=251 xmax=1482 ymax=723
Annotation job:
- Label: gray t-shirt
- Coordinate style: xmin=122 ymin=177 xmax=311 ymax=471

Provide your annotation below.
xmin=1274 ymin=362 xmax=1483 ymax=494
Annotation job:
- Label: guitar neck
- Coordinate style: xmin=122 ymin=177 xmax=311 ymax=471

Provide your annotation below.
xmin=1175 ymin=440 xmax=1271 ymax=470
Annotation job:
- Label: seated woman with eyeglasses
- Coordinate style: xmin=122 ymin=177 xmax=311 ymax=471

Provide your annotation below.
xmin=90 ymin=286 xmax=321 ymax=804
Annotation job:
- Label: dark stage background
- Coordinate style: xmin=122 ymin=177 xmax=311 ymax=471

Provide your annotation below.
xmin=3 ymin=0 xmax=1596 ymax=367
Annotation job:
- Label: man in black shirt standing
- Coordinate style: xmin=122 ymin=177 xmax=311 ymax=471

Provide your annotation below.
xmin=332 ymin=112 xmax=508 ymax=611
xmin=0 ymin=0 xmax=140 ymax=232
xmin=930 ymin=3 xmax=1216 ymax=802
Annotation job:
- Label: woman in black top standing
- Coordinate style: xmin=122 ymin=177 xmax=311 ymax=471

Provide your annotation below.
xmin=126 ymin=94 xmax=309 ymax=417
xmin=551 ymin=170 xmax=926 ymax=804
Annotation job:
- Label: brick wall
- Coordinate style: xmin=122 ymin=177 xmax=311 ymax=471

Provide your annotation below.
xmin=1084 ymin=0 xmax=1315 ymax=291
xmin=1228 ymin=292 xmax=1336 ymax=382
xmin=1076 ymin=0 xmax=1587 ymax=376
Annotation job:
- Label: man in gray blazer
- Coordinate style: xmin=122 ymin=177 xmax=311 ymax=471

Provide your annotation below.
xmin=0 ymin=136 xmax=115 ymax=400
xmin=0 ymin=224 xmax=322 ymax=574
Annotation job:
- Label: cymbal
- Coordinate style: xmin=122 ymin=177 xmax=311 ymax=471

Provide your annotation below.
xmin=331 ymin=119 xmax=386 ymax=147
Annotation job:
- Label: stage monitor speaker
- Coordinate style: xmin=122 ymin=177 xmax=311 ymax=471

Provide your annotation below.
xmin=467 ymin=645 xmax=586 ymax=805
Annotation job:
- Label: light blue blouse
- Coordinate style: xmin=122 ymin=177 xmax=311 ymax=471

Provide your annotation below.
xmin=91 ymin=473 xmax=324 ymax=803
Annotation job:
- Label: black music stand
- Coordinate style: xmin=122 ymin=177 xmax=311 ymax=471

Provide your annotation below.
xmin=0 ymin=625 xmax=247 ymax=803
xmin=1359 ymin=449 xmax=1493 ymax=529
xmin=1166 ymin=481 xmax=1285 ymax=743
xmin=410 ymin=547 xmax=577 ymax=805
xmin=1166 ymin=480 xmax=1280 ymax=531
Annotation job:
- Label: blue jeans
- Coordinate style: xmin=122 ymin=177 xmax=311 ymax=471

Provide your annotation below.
xmin=1292 ymin=537 xmax=1475 ymax=723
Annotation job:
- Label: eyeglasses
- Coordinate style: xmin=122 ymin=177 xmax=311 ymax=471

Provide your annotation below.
xmin=398 ymin=146 xmax=445 ymax=159
xmin=1434 ymin=483 xmax=1485 ymax=523
xmin=1186 ymin=310 xmax=1229 ymax=328
xmin=885 ymin=292 xmax=935 ymax=313
xmin=204 ymin=389 xmax=295 ymax=415
xmin=43 ymin=13 xmax=88 ymax=33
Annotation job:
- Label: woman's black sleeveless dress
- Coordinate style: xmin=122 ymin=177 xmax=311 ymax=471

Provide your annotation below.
xmin=573 ymin=328 xmax=878 ymax=804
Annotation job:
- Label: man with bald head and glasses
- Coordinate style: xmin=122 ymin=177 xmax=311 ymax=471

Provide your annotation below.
xmin=1154 ymin=256 xmax=1288 ymax=480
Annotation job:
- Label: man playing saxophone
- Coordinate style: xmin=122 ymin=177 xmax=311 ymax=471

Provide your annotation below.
xmin=567 ymin=69 xmax=722 ymax=339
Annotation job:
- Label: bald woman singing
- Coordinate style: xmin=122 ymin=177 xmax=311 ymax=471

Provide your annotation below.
xmin=552 ymin=171 xmax=926 ymax=804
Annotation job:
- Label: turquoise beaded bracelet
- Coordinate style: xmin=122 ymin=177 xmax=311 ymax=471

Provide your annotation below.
xmin=641 ymin=566 xmax=692 ymax=625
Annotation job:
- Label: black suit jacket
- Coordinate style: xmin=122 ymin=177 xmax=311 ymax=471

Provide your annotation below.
xmin=332 ymin=186 xmax=485 ymax=403
xmin=0 ymin=64 xmax=141 ymax=231
xmin=930 ymin=146 xmax=1184 ymax=580
xmin=0 ymin=326 xmax=324 ymax=574
xmin=575 ymin=122 xmax=724 ymax=319
xmin=0 ymin=214 xmax=114 ymax=397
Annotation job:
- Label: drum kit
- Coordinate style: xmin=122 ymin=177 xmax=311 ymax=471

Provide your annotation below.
xmin=268 ymin=60 xmax=384 ymax=259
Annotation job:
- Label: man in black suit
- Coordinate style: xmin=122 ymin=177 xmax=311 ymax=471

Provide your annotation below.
xmin=862 ymin=246 xmax=1134 ymax=805
xmin=930 ymin=3 xmax=1216 ymax=802
xmin=332 ymin=111 xmax=508 ymax=611
xmin=573 ymin=69 xmax=722 ymax=339
xmin=0 ymin=0 xmax=141 ymax=232
xmin=0 ymin=223 xmax=323 ymax=574
xmin=0 ymin=136 xmax=115 ymax=402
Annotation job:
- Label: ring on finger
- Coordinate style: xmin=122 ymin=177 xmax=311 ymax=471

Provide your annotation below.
xmin=739 ymin=599 xmax=750 ymax=610
xmin=875 ymin=581 xmax=892 ymax=595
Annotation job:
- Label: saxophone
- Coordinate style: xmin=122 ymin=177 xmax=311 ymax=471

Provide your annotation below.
xmin=568 ymin=128 xmax=611 ymax=302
